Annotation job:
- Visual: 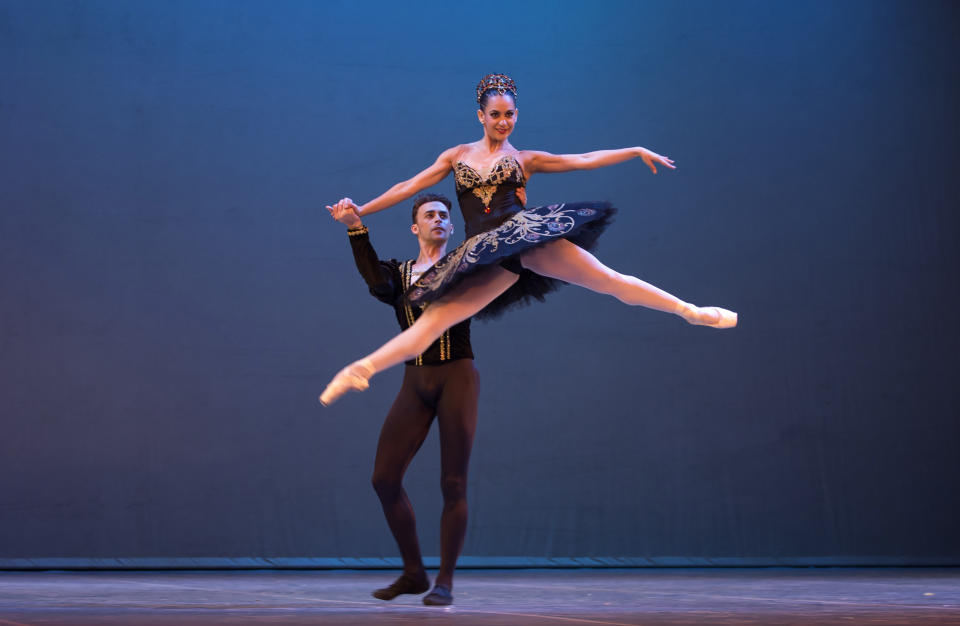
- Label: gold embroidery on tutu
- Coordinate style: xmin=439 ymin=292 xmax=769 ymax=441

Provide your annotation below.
xmin=411 ymin=203 xmax=583 ymax=298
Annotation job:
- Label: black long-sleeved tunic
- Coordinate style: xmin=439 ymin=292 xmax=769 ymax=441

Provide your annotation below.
xmin=347 ymin=226 xmax=473 ymax=366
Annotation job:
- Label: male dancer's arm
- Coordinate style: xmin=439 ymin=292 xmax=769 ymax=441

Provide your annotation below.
xmin=333 ymin=207 xmax=402 ymax=305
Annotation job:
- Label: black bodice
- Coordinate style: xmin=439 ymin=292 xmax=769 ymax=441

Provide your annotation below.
xmin=453 ymin=154 xmax=526 ymax=237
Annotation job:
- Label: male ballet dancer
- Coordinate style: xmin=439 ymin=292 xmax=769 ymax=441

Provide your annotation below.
xmin=328 ymin=194 xmax=477 ymax=606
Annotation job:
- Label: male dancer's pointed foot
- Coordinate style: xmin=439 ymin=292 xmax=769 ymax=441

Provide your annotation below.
xmin=371 ymin=570 xmax=430 ymax=601
xmin=676 ymin=302 xmax=738 ymax=329
xmin=422 ymin=583 xmax=453 ymax=606
xmin=319 ymin=358 xmax=375 ymax=406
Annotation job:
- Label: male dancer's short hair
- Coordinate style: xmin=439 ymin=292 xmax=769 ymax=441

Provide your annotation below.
xmin=411 ymin=193 xmax=452 ymax=224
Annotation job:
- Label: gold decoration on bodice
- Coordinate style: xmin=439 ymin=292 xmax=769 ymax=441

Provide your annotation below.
xmin=472 ymin=185 xmax=496 ymax=210
xmin=454 ymin=155 xmax=526 ymax=214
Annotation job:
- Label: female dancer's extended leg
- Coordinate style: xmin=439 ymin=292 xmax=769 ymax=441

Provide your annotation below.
xmin=319 ymin=266 xmax=518 ymax=405
xmin=519 ymin=238 xmax=737 ymax=326
xmin=319 ymin=240 xmax=735 ymax=405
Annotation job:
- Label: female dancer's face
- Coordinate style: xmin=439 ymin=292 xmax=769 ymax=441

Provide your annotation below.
xmin=477 ymin=94 xmax=517 ymax=141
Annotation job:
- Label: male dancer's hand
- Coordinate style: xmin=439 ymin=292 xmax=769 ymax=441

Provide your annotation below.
xmin=326 ymin=198 xmax=363 ymax=229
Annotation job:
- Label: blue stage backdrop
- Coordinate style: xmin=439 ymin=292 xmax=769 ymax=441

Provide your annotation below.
xmin=1 ymin=0 xmax=958 ymax=567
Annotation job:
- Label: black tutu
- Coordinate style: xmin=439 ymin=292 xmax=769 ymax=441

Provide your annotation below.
xmin=406 ymin=201 xmax=616 ymax=320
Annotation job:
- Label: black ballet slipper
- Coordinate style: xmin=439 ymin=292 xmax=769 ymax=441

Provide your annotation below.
xmin=371 ymin=571 xmax=430 ymax=601
xmin=422 ymin=583 xmax=453 ymax=606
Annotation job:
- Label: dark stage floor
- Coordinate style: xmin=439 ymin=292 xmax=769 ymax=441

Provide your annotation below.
xmin=1 ymin=568 xmax=958 ymax=625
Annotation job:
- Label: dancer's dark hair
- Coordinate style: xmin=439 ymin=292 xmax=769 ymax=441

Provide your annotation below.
xmin=411 ymin=193 xmax=452 ymax=224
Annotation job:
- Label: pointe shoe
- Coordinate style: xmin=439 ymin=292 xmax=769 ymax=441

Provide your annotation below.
xmin=676 ymin=302 xmax=738 ymax=329
xmin=319 ymin=358 xmax=375 ymax=406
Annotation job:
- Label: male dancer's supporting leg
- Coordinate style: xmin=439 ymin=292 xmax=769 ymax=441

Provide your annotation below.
xmin=423 ymin=359 xmax=479 ymax=605
xmin=370 ymin=369 xmax=435 ymax=599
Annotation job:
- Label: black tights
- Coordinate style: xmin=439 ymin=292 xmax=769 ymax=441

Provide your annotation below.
xmin=370 ymin=359 xmax=479 ymax=589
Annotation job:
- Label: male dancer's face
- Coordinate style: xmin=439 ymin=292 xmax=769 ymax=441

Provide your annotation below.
xmin=411 ymin=202 xmax=453 ymax=246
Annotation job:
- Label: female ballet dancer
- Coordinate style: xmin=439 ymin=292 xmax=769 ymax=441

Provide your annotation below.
xmin=321 ymin=73 xmax=736 ymax=405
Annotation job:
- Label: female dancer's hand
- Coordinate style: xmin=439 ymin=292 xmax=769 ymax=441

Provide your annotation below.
xmin=639 ymin=148 xmax=676 ymax=174
xmin=326 ymin=198 xmax=362 ymax=228
xmin=515 ymin=186 xmax=527 ymax=206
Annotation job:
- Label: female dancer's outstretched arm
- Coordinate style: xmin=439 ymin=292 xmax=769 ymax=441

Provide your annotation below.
xmin=520 ymin=146 xmax=675 ymax=176
xmin=331 ymin=147 xmax=461 ymax=218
